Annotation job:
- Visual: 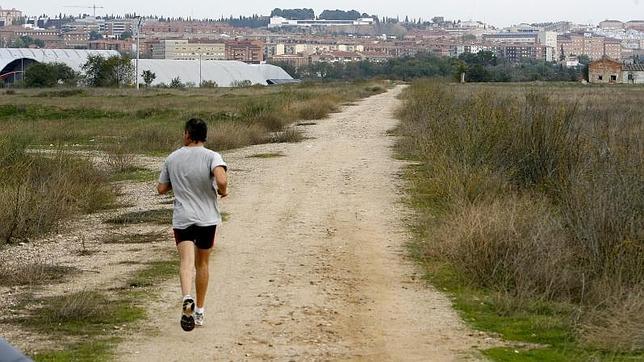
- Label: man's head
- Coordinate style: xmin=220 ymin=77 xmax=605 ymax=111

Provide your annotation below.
xmin=183 ymin=118 xmax=207 ymax=145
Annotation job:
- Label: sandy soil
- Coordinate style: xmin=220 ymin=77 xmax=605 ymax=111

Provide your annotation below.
xmin=116 ymin=86 xmax=499 ymax=361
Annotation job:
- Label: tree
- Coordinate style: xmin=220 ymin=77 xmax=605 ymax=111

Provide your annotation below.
xmin=319 ymin=9 xmax=363 ymax=20
xmin=9 ymin=36 xmax=45 ymax=48
xmin=142 ymin=70 xmax=156 ymax=87
xmin=24 ymin=62 xmax=78 ymax=87
xmin=577 ymin=54 xmax=591 ymax=65
xmin=89 ymin=31 xmax=103 ymax=41
xmin=82 ymin=55 xmax=134 ymax=87
xmin=120 ymin=31 xmax=133 ymax=40
xmin=270 ymin=8 xmax=315 ymax=20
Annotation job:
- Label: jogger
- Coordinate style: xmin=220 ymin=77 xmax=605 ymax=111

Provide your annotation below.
xmin=157 ymin=118 xmax=228 ymax=331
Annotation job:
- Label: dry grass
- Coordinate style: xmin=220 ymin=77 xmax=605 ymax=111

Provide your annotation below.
xmin=0 ymin=137 xmax=115 ymax=244
xmin=102 ymin=230 xmax=167 ymax=244
xmin=396 ymin=81 xmax=644 ymax=352
xmin=270 ymin=128 xmax=305 ymax=143
xmin=0 ymin=81 xmax=388 ymax=155
xmin=0 ymin=262 xmax=77 ymax=287
xmin=105 ymin=209 xmax=172 ymax=225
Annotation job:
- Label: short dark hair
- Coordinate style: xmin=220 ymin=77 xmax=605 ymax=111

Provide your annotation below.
xmin=185 ymin=118 xmax=207 ymax=142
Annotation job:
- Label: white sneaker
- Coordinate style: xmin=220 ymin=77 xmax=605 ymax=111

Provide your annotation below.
xmin=195 ymin=311 xmax=204 ymax=326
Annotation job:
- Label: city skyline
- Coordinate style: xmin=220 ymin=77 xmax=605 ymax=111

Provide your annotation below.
xmin=5 ymin=0 xmax=643 ymax=27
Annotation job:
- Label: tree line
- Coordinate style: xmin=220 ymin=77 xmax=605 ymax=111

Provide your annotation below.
xmin=272 ymin=51 xmax=587 ymax=82
xmin=18 ymin=51 xmax=588 ymax=88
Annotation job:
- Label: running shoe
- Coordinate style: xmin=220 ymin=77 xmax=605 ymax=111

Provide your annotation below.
xmin=180 ymin=298 xmax=195 ymax=332
xmin=195 ymin=311 xmax=204 ymax=327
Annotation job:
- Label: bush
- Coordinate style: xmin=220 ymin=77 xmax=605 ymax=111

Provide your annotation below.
xmin=24 ymin=62 xmax=78 ymax=88
xmin=200 ymin=80 xmax=218 ymax=88
xmin=230 ymin=80 xmax=253 ymax=88
xmin=0 ymin=136 xmax=114 ymax=244
xmin=169 ymin=77 xmax=185 ymax=89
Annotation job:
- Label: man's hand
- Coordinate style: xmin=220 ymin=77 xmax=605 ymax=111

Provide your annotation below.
xmin=213 ymin=166 xmax=228 ymax=198
xmin=157 ymin=182 xmax=172 ymax=195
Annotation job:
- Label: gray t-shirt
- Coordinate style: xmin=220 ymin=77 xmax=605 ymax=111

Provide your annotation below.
xmin=159 ymin=146 xmax=227 ymax=229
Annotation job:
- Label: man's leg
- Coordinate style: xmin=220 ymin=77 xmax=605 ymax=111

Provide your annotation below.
xmin=194 ymin=248 xmax=211 ymax=309
xmin=176 ymin=241 xmax=195 ymax=297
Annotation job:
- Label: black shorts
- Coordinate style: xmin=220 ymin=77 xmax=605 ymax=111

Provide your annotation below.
xmin=173 ymin=225 xmax=217 ymax=250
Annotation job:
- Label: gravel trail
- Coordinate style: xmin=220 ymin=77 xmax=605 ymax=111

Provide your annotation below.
xmin=118 ymin=86 xmax=497 ymax=361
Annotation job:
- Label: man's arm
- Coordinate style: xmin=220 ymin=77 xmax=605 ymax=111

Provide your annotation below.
xmin=213 ymin=166 xmax=228 ymax=197
xmin=157 ymin=182 xmax=172 ymax=195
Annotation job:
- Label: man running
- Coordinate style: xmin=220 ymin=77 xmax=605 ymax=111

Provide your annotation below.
xmin=157 ymin=118 xmax=228 ymax=332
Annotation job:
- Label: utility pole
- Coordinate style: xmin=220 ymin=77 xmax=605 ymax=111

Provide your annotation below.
xmin=135 ymin=16 xmax=142 ymax=89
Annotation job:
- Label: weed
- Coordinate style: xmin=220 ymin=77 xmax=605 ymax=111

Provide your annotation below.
xmin=270 ymin=129 xmax=305 ymax=143
xmin=0 ymin=263 xmax=77 ymax=287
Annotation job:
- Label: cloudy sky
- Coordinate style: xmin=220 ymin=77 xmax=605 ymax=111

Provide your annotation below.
xmin=6 ymin=0 xmax=643 ymax=27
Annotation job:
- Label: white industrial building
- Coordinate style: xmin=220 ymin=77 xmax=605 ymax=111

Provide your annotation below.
xmin=135 ymin=59 xmax=293 ymax=86
xmin=0 ymin=48 xmax=294 ymax=87
xmin=268 ymin=16 xmax=375 ymax=28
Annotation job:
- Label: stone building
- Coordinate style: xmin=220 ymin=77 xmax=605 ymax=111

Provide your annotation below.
xmin=589 ymin=57 xmax=623 ymax=83
xmin=588 ymin=58 xmax=644 ymax=84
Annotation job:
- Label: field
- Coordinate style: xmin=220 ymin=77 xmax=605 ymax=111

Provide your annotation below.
xmin=395 ymin=81 xmax=643 ymax=359
xmin=0 ymin=81 xmax=388 ymax=359
xmin=0 ymin=81 xmax=387 ymax=244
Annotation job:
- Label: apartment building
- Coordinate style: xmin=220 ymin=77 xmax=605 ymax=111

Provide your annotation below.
xmin=599 ymin=20 xmax=625 ymax=30
xmin=152 ymin=39 xmax=225 ymax=60
xmin=0 ymin=26 xmax=61 ymax=47
xmin=89 ymin=39 xmax=133 ymax=53
xmin=62 ymin=17 xmax=104 ymax=33
xmin=62 ymin=31 xmax=90 ymax=48
xmin=483 ymin=32 xmax=538 ymax=44
xmin=105 ymin=20 xmax=135 ymax=38
xmin=558 ymin=33 xmax=622 ymax=60
xmin=225 ymin=40 xmax=263 ymax=63
xmin=0 ymin=7 xmax=22 ymax=26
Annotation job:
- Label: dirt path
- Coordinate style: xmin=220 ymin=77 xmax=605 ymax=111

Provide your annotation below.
xmin=118 ymin=86 xmax=496 ymax=361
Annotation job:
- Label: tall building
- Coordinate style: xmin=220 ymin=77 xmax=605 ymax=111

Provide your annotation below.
xmin=558 ymin=33 xmax=622 ymax=61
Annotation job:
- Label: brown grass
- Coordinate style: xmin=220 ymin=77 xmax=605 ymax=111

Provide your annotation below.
xmin=0 ymin=262 xmax=77 ymax=286
xmin=396 ymin=80 xmax=644 ymax=352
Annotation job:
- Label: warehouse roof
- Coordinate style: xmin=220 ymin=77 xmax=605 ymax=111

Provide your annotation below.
xmin=136 ymin=59 xmax=294 ymax=87
xmin=0 ymin=48 xmax=120 ymax=75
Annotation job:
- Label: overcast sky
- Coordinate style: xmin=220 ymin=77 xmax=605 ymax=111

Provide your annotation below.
xmin=6 ymin=0 xmax=643 ymax=28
